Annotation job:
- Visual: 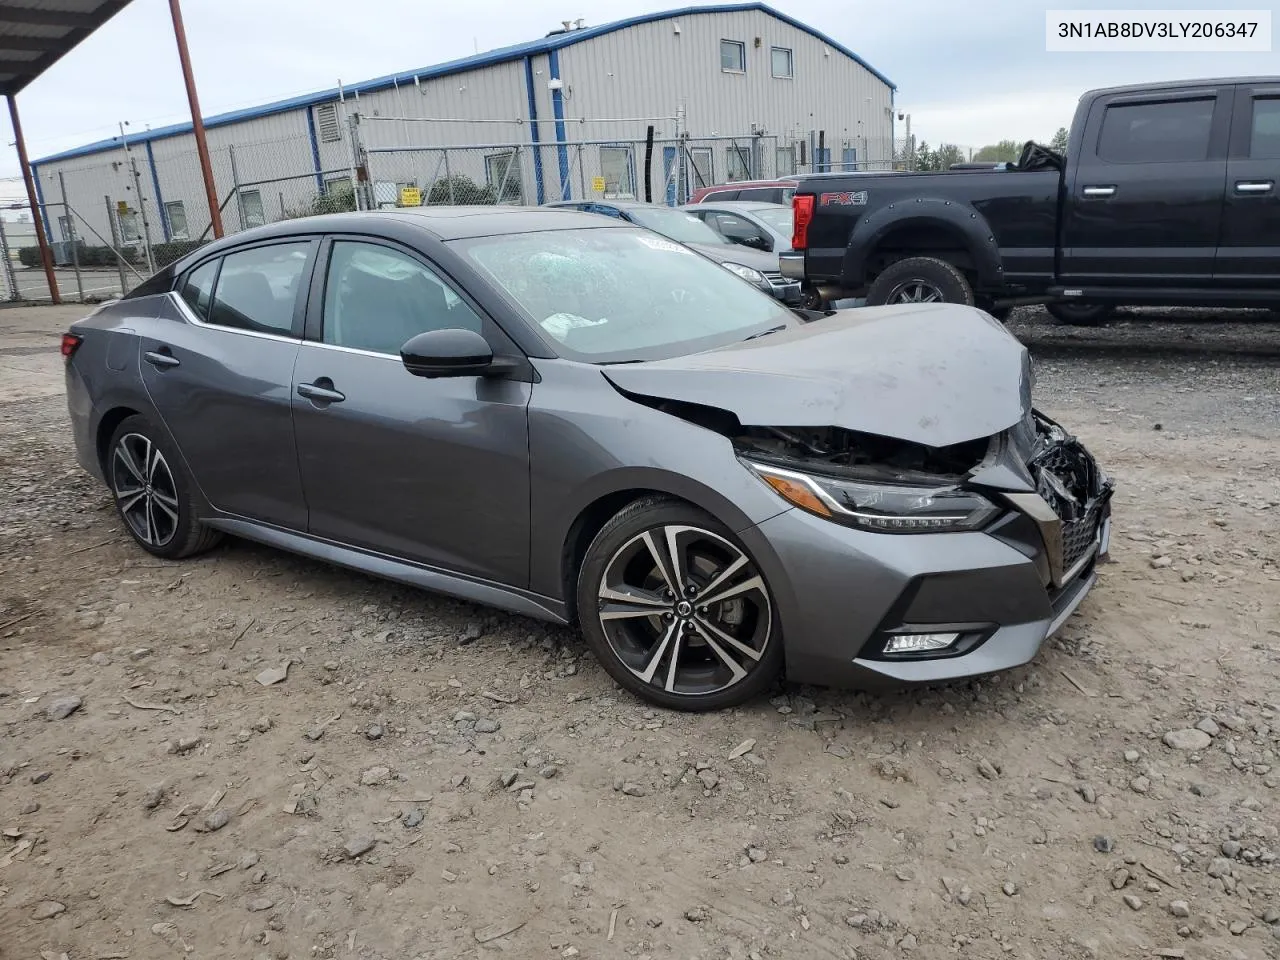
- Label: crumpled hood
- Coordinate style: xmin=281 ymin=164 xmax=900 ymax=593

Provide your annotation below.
xmin=603 ymin=303 xmax=1033 ymax=448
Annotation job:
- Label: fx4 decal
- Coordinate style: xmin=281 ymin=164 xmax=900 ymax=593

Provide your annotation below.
xmin=820 ymin=191 xmax=868 ymax=206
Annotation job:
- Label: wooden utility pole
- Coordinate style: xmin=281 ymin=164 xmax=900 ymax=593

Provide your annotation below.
xmin=7 ymin=95 xmax=60 ymax=303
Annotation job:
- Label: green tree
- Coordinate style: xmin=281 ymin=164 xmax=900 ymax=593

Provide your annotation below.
xmin=1049 ymin=126 xmax=1069 ymax=154
xmin=974 ymin=139 xmax=1023 ymax=163
xmin=912 ymin=140 xmax=936 ymax=171
xmin=935 ymin=143 xmax=966 ymax=169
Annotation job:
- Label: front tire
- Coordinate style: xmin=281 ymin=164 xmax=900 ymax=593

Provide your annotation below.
xmin=576 ymin=497 xmax=783 ymax=711
xmin=107 ymin=414 xmax=222 ymax=560
xmin=1046 ymin=302 xmax=1114 ymax=326
xmin=865 ymin=256 xmax=975 ymax=307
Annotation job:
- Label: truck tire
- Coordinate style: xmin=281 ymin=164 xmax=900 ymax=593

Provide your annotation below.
xmin=1046 ymin=302 xmax=1114 ymax=326
xmin=866 ymin=257 xmax=975 ymax=308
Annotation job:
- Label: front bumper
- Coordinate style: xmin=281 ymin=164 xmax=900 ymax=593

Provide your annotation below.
xmin=741 ymin=491 xmax=1109 ymax=691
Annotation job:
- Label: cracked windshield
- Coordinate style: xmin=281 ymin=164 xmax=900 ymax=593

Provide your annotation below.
xmin=460 ymin=227 xmax=792 ymax=362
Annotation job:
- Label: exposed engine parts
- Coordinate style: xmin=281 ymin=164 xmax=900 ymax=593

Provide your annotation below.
xmin=732 ymin=425 xmax=989 ymax=484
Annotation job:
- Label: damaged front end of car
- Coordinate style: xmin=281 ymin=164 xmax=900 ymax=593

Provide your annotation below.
xmin=732 ymin=410 xmax=1114 ymax=633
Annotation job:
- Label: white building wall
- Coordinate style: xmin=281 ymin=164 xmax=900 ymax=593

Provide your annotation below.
xmin=28 ymin=7 xmax=891 ymax=256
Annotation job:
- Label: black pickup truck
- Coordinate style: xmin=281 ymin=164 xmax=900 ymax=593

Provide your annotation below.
xmin=780 ymin=77 xmax=1279 ymax=324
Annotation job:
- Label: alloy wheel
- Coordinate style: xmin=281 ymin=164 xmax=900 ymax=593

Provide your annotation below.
xmin=886 ymin=279 xmax=944 ymax=304
xmin=110 ymin=432 xmax=180 ymax=548
xmin=596 ymin=524 xmax=773 ymax=697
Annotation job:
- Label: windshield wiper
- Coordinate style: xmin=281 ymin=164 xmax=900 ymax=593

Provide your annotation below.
xmin=742 ymin=325 xmax=786 ymax=342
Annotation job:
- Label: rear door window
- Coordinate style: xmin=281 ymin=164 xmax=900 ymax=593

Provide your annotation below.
xmin=208 ymin=242 xmax=312 ymax=335
xmin=1249 ymin=97 xmax=1280 ymax=159
xmin=1097 ymin=98 xmax=1215 ymax=163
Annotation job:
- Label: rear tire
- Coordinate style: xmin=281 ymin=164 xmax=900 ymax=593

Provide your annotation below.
xmin=1046 ymin=302 xmax=1114 ymax=326
xmin=107 ymin=414 xmax=222 ymax=560
xmin=576 ymin=496 xmax=783 ymax=712
xmin=865 ymin=257 xmax=975 ymax=307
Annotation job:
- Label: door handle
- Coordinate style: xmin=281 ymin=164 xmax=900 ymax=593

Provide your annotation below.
xmin=1082 ymin=185 xmax=1116 ymax=198
xmin=143 ymin=349 xmax=180 ymax=369
xmin=296 ymin=380 xmax=346 ymax=403
xmin=1235 ymin=180 xmax=1274 ymax=194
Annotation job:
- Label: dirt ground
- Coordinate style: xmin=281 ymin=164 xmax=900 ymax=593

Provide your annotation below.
xmin=1 ymin=304 xmax=1278 ymax=960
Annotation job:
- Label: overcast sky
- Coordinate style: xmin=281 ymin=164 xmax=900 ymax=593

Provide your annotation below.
xmin=2 ymin=0 xmax=1275 ymax=192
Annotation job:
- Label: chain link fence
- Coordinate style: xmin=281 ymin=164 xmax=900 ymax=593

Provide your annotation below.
xmin=20 ymin=120 xmax=929 ymax=301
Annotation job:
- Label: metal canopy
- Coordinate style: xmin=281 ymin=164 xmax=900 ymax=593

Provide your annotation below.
xmin=0 ymin=0 xmax=133 ymax=96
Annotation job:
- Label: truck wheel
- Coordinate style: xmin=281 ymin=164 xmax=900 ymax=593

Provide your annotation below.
xmin=866 ymin=257 xmax=975 ymax=308
xmin=1046 ymin=303 xmax=1114 ymax=326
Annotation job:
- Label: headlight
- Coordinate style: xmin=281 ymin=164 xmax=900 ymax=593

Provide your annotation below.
xmin=744 ymin=460 xmax=997 ymax=533
xmin=722 ymin=262 xmax=767 ymax=286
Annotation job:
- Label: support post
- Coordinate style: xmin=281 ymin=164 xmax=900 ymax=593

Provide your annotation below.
xmin=168 ymin=0 xmax=223 ymax=238
xmin=229 ymin=144 xmax=244 ymax=230
xmin=7 ymin=95 xmax=59 ymax=303
xmin=106 ymin=195 xmax=129 ymax=296
xmin=0 ymin=215 xmax=18 ymax=301
xmin=57 ymin=173 xmax=84 ymax=302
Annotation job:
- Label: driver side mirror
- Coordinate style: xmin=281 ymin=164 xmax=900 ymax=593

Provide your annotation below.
xmin=401 ymin=328 xmax=499 ymax=379
xmin=744 ymin=234 xmax=772 ymax=252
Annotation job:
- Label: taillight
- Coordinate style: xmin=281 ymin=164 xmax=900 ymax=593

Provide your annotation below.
xmin=60 ymin=333 xmax=82 ymax=359
xmin=792 ymin=194 xmax=815 ymax=251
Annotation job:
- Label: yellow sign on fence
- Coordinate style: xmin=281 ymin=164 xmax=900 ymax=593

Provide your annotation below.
xmin=591 ymin=176 xmax=606 ymax=193
xmin=399 ymin=186 xmax=422 ymax=207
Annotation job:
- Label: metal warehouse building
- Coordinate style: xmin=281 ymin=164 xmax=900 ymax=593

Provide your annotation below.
xmin=30 ymin=2 xmax=894 ymax=264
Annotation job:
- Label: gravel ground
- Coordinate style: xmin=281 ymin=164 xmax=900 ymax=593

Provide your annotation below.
xmin=2 ymin=305 xmax=1278 ymax=960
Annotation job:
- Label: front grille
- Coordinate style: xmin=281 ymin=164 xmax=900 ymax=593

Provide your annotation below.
xmin=762 ymin=272 xmax=786 ymax=285
xmin=1061 ymin=507 xmax=1100 ymax=573
xmin=1020 ymin=413 xmax=1112 ymax=586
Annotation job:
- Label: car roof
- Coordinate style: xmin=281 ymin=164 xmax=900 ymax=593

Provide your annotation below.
xmin=183 ymin=207 xmax=629 ymax=253
xmin=1081 ymin=76 xmax=1279 ymax=99
xmin=696 ymin=178 xmax=796 ymax=190
xmin=682 ymin=200 xmax=787 ymax=212
xmin=544 ymin=199 xmax=681 ymax=212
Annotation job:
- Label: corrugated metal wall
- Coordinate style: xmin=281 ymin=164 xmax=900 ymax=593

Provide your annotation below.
xmin=28 ymin=8 xmax=891 ymax=256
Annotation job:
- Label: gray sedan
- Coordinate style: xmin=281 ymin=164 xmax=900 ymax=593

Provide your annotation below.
xmin=681 ymin=200 xmax=794 ymax=254
xmin=63 ymin=207 xmax=1113 ymax=711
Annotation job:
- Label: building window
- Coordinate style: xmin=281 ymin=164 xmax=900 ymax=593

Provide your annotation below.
xmin=165 ymin=201 xmax=189 ymax=240
xmin=325 ymin=177 xmax=352 ymax=196
xmin=484 ymin=151 xmax=524 ymax=203
xmin=599 ymin=145 xmax=635 ymax=199
xmin=57 ymin=214 xmax=75 ymax=243
xmin=726 ymin=143 xmax=752 ymax=181
xmin=770 ymin=46 xmax=793 ymax=79
xmin=316 ymin=103 xmax=342 ymax=142
xmin=689 ymin=147 xmax=713 ymax=189
xmin=239 ymin=189 xmax=266 ymax=229
xmin=118 ymin=210 xmax=141 ymax=244
xmin=775 ymin=146 xmax=796 ymax=176
xmin=719 ymin=39 xmax=745 ymax=73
